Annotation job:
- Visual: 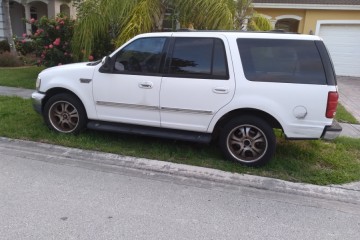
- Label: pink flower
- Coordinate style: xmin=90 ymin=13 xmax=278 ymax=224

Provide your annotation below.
xmin=88 ymin=55 xmax=94 ymax=61
xmin=53 ymin=38 xmax=61 ymax=46
xmin=30 ymin=18 xmax=36 ymax=24
xmin=21 ymin=40 xmax=26 ymax=43
xmin=22 ymin=33 xmax=27 ymax=38
xmin=49 ymin=44 xmax=53 ymax=49
xmin=64 ymin=52 xmax=68 ymax=56
xmin=41 ymin=54 xmax=45 ymax=59
xmin=56 ymin=26 xmax=60 ymax=30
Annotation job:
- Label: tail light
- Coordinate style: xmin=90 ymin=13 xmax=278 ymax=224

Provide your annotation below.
xmin=326 ymin=91 xmax=339 ymax=118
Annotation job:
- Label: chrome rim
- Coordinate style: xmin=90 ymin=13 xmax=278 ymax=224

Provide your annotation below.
xmin=48 ymin=101 xmax=79 ymax=133
xmin=227 ymin=124 xmax=268 ymax=163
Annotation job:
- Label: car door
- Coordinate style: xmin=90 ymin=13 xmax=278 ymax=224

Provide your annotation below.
xmin=92 ymin=36 xmax=168 ymax=127
xmin=160 ymin=34 xmax=235 ymax=132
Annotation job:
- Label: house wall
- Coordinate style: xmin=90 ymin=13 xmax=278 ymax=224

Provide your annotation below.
xmin=254 ymin=8 xmax=360 ymax=34
xmin=255 ymin=8 xmax=306 ymax=32
xmin=303 ymin=10 xmax=360 ymax=34
xmin=0 ymin=1 xmax=5 ymax=40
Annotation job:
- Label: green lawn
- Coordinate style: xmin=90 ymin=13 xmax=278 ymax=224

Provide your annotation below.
xmin=0 ymin=66 xmax=44 ymax=89
xmin=1 ymin=96 xmax=359 ymax=185
xmin=336 ymin=103 xmax=359 ymax=124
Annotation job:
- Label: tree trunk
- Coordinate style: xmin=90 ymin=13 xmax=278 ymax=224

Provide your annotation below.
xmin=154 ymin=5 xmax=166 ymax=31
xmin=3 ymin=0 xmax=17 ymax=54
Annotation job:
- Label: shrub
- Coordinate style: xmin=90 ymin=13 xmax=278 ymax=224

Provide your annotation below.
xmin=0 ymin=52 xmax=22 ymax=67
xmin=22 ymin=14 xmax=75 ymax=67
xmin=15 ymin=40 xmax=36 ymax=55
xmin=0 ymin=40 xmax=11 ymax=53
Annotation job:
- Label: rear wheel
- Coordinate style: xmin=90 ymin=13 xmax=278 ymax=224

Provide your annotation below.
xmin=43 ymin=93 xmax=87 ymax=134
xmin=219 ymin=116 xmax=276 ymax=167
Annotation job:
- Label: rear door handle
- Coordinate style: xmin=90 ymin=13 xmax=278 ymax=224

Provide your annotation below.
xmin=139 ymin=82 xmax=153 ymax=89
xmin=213 ymin=87 xmax=229 ymax=94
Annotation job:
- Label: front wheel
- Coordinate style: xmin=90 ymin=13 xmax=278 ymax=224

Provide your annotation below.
xmin=219 ymin=116 xmax=276 ymax=167
xmin=43 ymin=93 xmax=87 ymax=134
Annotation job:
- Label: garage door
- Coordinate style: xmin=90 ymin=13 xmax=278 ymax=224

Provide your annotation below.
xmin=318 ymin=24 xmax=360 ymax=77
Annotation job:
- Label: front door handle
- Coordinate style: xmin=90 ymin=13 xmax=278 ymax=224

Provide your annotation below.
xmin=213 ymin=87 xmax=229 ymax=94
xmin=139 ymin=82 xmax=153 ymax=89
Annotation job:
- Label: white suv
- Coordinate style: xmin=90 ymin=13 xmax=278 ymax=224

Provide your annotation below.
xmin=32 ymin=31 xmax=342 ymax=166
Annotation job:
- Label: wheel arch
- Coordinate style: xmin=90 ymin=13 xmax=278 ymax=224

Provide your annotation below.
xmin=42 ymin=88 xmax=88 ymax=117
xmin=212 ymin=108 xmax=283 ymax=139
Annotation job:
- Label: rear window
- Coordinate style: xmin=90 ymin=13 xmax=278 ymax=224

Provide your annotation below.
xmin=237 ymin=39 xmax=327 ymax=85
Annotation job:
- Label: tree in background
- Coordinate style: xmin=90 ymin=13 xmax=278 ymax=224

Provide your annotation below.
xmin=72 ymin=0 xmax=272 ymax=61
xmin=248 ymin=13 xmax=272 ymax=31
xmin=72 ymin=0 xmax=236 ymax=60
xmin=235 ymin=0 xmax=253 ymax=30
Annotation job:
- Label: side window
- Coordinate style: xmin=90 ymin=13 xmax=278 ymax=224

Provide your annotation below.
xmin=115 ymin=37 xmax=166 ymax=74
xmin=237 ymin=39 xmax=327 ymax=85
xmin=169 ymin=38 xmax=229 ymax=79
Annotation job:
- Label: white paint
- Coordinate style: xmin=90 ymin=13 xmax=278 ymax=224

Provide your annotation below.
xmin=253 ymin=3 xmax=360 ymax=10
xmin=275 ymin=15 xmax=302 ymax=21
xmin=316 ymin=20 xmax=360 ymax=77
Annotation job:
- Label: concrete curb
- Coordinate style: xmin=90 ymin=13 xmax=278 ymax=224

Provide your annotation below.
xmin=1 ymin=137 xmax=359 ymax=205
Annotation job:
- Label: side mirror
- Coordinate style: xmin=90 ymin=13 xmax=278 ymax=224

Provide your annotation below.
xmin=99 ymin=56 xmax=113 ymax=73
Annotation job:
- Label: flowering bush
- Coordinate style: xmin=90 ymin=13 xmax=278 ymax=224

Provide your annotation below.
xmin=15 ymin=39 xmax=35 ymax=56
xmin=22 ymin=14 xmax=75 ymax=67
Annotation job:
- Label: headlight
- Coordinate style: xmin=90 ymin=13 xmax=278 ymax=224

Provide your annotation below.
xmin=36 ymin=77 xmax=41 ymax=91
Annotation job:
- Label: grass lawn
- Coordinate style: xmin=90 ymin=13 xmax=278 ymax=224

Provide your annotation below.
xmin=0 ymin=66 xmax=44 ymax=89
xmin=336 ymin=103 xmax=359 ymax=124
xmin=1 ymin=96 xmax=359 ymax=185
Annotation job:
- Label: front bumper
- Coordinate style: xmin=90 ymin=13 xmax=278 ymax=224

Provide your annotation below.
xmin=31 ymin=91 xmax=46 ymax=114
xmin=321 ymin=120 xmax=342 ymax=140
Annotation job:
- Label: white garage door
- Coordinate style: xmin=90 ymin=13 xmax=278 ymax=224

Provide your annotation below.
xmin=318 ymin=24 xmax=360 ymax=77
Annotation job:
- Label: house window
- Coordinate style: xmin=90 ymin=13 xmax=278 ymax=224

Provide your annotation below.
xmin=30 ymin=6 xmax=37 ymax=32
xmin=275 ymin=19 xmax=299 ymax=33
xmin=60 ymin=4 xmax=70 ymax=16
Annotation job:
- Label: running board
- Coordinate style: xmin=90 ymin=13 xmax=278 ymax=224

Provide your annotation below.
xmin=87 ymin=121 xmax=212 ymax=144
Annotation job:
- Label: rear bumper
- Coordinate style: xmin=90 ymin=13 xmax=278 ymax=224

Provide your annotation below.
xmin=31 ymin=91 xmax=45 ymax=114
xmin=321 ymin=120 xmax=342 ymax=140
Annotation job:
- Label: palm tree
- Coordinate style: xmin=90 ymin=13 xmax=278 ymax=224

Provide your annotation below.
xmin=72 ymin=0 xmax=236 ymax=60
xmin=2 ymin=0 xmax=17 ymax=53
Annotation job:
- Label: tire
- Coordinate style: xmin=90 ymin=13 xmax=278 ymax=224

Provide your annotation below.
xmin=219 ymin=116 xmax=276 ymax=167
xmin=43 ymin=93 xmax=87 ymax=134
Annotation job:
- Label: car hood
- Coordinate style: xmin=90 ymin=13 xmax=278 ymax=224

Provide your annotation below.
xmin=38 ymin=62 xmax=100 ymax=84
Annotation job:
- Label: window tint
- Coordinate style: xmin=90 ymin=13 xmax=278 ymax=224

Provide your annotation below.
xmin=115 ymin=37 xmax=166 ymax=74
xmin=237 ymin=39 xmax=327 ymax=84
xmin=169 ymin=38 xmax=228 ymax=79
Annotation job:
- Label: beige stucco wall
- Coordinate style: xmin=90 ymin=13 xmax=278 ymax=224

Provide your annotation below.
xmin=303 ymin=10 xmax=360 ymax=34
xmin=255 ymin=8 xmax=360 ymax=34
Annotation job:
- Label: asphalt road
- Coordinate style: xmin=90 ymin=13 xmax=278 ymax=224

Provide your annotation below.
xmin=1 ymin=139 xmax=359 ymax=240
